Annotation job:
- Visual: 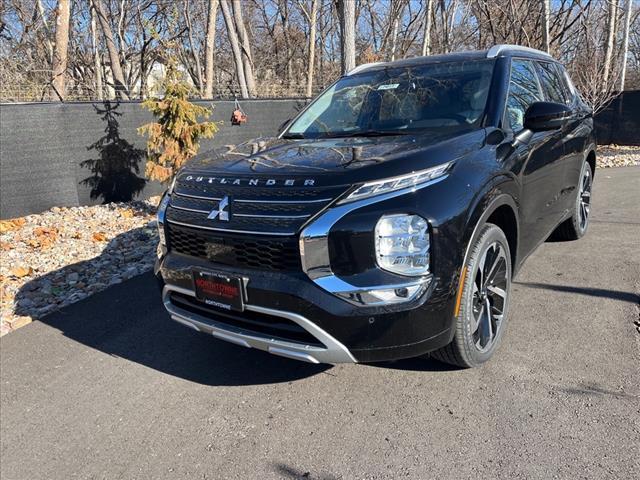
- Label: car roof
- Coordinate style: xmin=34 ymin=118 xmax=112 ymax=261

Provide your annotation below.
xmin=348 ymin=45 xmax=556 ymax=76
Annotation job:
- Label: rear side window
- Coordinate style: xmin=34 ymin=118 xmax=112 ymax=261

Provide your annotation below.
xmin=537 ymin=62 xmax=569 ymax=105
xmin=506 ymin=59 xmax=543 ymax=132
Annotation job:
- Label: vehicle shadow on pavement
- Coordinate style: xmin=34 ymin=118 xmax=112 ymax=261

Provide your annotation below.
xmin=25 ymin=272 xmax=331 ymax=386
xmin=515 ymin=281 xmax=640 ymax=304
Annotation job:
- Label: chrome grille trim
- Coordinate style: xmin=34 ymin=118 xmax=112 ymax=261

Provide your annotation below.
xmin=168 ymin=206 xmax=311 ymax=220
xmin=234 ymin=213 xmax=311 ymax=219
xmin=174 ymin=191 xmax=333 ymax=205
xmin=234 ymin=198 xmax=333 ymax=204
xmin=170 ymin=204 xmax=210 ymax=214
xmin=173 ymin=192 xmax=223 ymax=201
xmin=167 ymin=219 xmax=297 ymax=236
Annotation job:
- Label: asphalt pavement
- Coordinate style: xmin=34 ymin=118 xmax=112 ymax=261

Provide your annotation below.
xmin=1 ymin=167 xmax=639 ymax=480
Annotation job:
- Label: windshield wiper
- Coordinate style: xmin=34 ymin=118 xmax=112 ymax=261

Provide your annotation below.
xmin=281 ymin=132 xmax=306 ymax=139
xmin=330 ymin=130 xmax=411 ymax=138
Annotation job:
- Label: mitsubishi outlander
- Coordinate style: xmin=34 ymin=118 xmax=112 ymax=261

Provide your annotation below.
xmin=154 ymin=45 xmax=596 ymax=367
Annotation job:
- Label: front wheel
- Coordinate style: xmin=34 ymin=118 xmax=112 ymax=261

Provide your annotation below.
xmin=432 ymin=223 xmax=512 ymax=368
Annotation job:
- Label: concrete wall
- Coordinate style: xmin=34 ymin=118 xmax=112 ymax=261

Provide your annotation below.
xmin=0 ymin=99 xmax=306 ymax=219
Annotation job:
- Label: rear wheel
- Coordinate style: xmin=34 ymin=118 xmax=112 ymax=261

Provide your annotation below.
xmin=431 ymin=223 xmax=512 ymax=368
xmin=553 ymin=160 xmax=593 ymax=241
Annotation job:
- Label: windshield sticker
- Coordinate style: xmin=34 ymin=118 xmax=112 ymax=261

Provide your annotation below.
xmin=377 ymin=83 xmax=399 ymax=91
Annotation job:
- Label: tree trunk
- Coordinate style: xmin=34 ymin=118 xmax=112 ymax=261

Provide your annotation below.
xmin=602 ymin=0 xmax=619 ymax=87
xmin=280 ymin=1 xmax=293 ymax=86
xmin=51 ymin=0 xmax=70 ymax=101
xmin=232 ymin=0 xmax=256 ymax=97
xmin=390 ymin=14 xmax=400 ymax=61
xmin=36 ymin=0 xmax=54 ymax=64
xmin=90 ymin=4 xmax=104 ymax=100
xmin=306 ymin=0 xmax=319 ymax=98
xmin=618 ymin=0 xmax=633 ymax=91
xmin=421 ymin=0 xmax=433 ymax=56
xmin=542 ymin=0 xmax=550 ymax=53
xmin=337 ymin=0 xmax=356 ymax=74
xmin=91 ymin=0 xmax=129 ymax=100
xmin=204 ymin=0 xmax=219 ymax=99
xmin=220 ymin=0 xmax=249 ymax=98
xmin=184 ymin=0 xmax=204 ymax=95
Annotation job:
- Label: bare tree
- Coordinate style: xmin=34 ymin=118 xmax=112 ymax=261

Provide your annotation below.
xmin=220 ymin=0 xmax=248 ymax=98
xmin=299 ymin=0 xmax=319 ymax=97
xmin=603 ymin=0 xmax=619 ymax=86
xmin=184 ymin=0 xmax=204 ymax=95
xmin=619 ymin=0 xmax=633 ymax=91
xmin=231 ymin=0 xmax=256 ymax=96
xmin=542 ymin=0 xmax=550 ymax=53
xmin=422 ymin=0 xmax=434 ymax=56
xmin=204 ymin=0 xmax=219 ymax=99
xmin=90 ymin=4 xmax=104 ymax=100
xmin=337 ymin=0 xmax=356 ymax=73
xmin=51 ymin=0 xmax=71 ymax=100
xmin=90 ymin=0 xmax=129 ymax=100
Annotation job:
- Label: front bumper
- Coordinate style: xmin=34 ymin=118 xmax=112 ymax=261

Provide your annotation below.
xmin=156 ymin=252 xmax=457 ymax=364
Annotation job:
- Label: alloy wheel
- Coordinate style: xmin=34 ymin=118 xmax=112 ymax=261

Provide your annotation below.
xmin=578 ymin=166 xmax=592 ymax=231
xmin=471 ymin=241 xmax=508 ymax=353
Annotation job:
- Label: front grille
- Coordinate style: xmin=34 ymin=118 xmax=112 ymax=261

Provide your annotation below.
xmin=167 ymin=223 xmax=301 ymax=271
xmin=169 ymin=292 xmax=322 ymax=346
xmin=168 ymin=175 xmax=350 ymax=236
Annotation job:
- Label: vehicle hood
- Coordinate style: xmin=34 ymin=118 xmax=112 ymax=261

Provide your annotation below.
xmin=182 ymin=129 xmax=486 ymax=185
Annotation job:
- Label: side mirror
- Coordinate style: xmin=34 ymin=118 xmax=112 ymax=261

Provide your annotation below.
xmin=278 ymin=118 xmax=292 ymax=135
xmin=523 ymin=101 xmax=572 ymax=131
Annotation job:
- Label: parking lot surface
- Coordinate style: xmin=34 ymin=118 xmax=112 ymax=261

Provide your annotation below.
xmin=1 ymin=167 xmax=639 ymax=479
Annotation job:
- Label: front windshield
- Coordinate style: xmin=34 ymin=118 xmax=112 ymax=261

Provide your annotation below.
xmin=285 ymin=59 xmax=495 ymax=139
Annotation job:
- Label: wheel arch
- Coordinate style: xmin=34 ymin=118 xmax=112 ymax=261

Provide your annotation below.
xmin=462 ymin=187 xmax=520 ymax=277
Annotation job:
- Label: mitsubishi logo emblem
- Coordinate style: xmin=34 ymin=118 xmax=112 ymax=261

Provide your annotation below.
xmin=207 ymin=196 xmax=230 ymax=221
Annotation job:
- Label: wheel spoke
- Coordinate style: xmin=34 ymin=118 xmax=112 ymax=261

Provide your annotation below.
xmin=471 ymin=301 xmax=484 ymax=333
xmin=477 ymin=298 xmax=493 ymax=348
xmin=486 ymin=256 xmax=506 ymax=287
xmin=484 ymin=245 xmax=503 ymax=287
xmin=487 ymin=285 xmax=507 ymax=299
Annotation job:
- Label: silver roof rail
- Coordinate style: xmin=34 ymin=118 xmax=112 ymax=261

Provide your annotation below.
xmin=346 ymin=62 xmax=384 ymax=76
xmin=486 ymin=44 xmax=552 ymax=59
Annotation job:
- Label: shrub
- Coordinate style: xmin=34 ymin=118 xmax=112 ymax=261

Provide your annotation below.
xmin=138 ymin=61 xmax=218 ymax=183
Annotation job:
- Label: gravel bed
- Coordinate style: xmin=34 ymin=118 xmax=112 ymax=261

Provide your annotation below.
xmin=0 ymin=145 xmax=638 ymax=336
xmin=0 ymin=199 xmax=159 ymax=336
xmin=596 ymin=145 xmax=640 ymax=168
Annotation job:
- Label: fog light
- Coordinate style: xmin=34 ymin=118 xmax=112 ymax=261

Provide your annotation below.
xmin=375 ymin=214 xmax=430 ymax=276
xmin=336 ymin=281 xmax=430 ymax=306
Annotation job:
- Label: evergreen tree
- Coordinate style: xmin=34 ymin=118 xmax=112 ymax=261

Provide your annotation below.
xmin=138 ymin=60 xmax=218 ymax=183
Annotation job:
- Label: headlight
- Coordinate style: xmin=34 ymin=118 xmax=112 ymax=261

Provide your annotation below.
xmin=339 ymin=162 xmax=453 ymax=204
xmin=375 ymin=214 xmax=430 ymax=276
xmin=157 ymin=192 xmax=170 ymax=248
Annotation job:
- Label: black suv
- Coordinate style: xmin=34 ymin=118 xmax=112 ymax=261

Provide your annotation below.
xmin=155 ymin=45 xmax=595 ymax=367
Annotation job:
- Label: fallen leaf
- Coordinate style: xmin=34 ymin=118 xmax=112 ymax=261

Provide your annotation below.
xmin=0 ymin=241 xmax=12 ymax=251
xmin=121 ymin=209 xmax=135 ymax=218
xmin=0 ymin=218 xmax=26 ymax=234
xmin=32 ymin=226 xmax=58 ymax=249
xmin=92 ymin=232 xmax=107 ymax=242
xmin=10 ymin=266 xmax=33 ymax=278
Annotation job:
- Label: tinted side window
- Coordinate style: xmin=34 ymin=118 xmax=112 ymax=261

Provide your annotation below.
xmin=506 ymin=59 xmax=543 ymax=131
xmin=538 ymin=62 xmax=568 ymax=104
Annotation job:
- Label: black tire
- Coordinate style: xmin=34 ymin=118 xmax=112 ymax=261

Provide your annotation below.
xmin=553 ymin=160 xmax=593 ymax=241
xmin=431 ymin=223 xmax=512 ymax=368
